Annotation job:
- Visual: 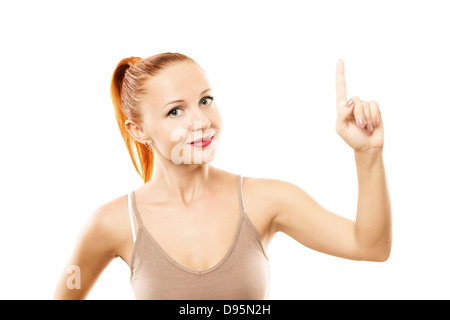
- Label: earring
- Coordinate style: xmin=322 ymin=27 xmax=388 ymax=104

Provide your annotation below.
xmin=144 ymin=141 xmax=149 ymax=148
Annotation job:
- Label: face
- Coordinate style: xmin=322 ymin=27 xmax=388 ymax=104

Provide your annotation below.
xmin=127 ymin=61 xmax=223 ymax=165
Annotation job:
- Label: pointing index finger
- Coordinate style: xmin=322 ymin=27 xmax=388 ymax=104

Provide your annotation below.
xmin=336 ymin=59 xmax=347 ymax=108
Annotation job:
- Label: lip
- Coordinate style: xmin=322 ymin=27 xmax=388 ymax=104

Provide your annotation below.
xmin=189 ymin=134 xmax=213 ymax=144
xmin=189 ymin=135 xmax=214 ymax=147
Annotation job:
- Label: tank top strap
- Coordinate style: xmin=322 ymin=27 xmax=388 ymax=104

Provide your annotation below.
xmin=128 ymin=190 xmax=144 ymax=244
xmin=130 ymin=190 xmax=144 ymax=226
xmin=237 ymin=175 xmax=246 ymax=214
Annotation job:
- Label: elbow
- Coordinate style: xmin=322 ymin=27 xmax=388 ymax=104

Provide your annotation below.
xmin=370 ymin=250 xmax=390 ymax=262
xmin=357 ymin=230 xmax=392 ymax=262
xmin=366 ymin=243 xmax=392 ymax=262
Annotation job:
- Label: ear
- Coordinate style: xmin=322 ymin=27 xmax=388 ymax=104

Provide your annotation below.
xmin=125 ymin=119 xmax=153 ymax=146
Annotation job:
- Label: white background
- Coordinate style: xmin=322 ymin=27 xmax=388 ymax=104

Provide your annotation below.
xmin=1 ymin=0 xmax=449 ymax=300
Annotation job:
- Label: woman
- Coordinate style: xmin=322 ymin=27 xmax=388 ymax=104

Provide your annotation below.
xmin=54 ymin=52 xmax=391 ymax=299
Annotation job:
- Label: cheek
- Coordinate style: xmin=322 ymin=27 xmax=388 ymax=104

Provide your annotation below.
xmin=143 ymin=121 xmax=178 ymax=151
xmin=210 ymin=109 xmax=223 ymax=129
xmin=170 ymin=129 xmax=189 ymax=149
xmin=162 ymin=124 xmax=191 ymax=156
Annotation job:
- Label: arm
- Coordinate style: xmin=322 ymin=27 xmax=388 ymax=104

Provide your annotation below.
xmin=354 ymin=149 xmax=392 ymax=261
xmin=269 ymin=59 xmax=391 ymax=261
xmin=270 ymin=150 xmax=391 ymax=262
xmin=53 ymin=201 xmax=128 ymax=299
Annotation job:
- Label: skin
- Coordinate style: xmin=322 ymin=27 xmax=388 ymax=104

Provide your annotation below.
xmin=54 ymin=59 xmax=391 ymax=299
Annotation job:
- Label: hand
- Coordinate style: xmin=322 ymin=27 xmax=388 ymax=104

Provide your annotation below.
xmin=335 ymin=59 xmax=384 ymax=153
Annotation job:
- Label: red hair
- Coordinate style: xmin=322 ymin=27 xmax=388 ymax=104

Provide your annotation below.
xmin=110 ymin=52 xmax=195 ymax=183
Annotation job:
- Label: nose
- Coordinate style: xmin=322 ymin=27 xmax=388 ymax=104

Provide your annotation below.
xmin=188 ymin=105 xmax=211 ymax=132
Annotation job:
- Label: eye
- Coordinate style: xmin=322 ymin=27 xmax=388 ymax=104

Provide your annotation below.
xmin=167 ymin=107 xmax=182 ymax=118
xmin=200 ymin=96 xmax=214 ymax=107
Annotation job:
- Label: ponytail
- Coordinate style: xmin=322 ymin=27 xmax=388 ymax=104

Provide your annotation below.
xmin=110 ymin=52 xmax=195 ymax=184
xmin=110 ymin=56 xmax=154 ymax=183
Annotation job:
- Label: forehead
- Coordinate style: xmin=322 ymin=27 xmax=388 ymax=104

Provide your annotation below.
xmin=143 ymin=61 xmax=210 ymax=104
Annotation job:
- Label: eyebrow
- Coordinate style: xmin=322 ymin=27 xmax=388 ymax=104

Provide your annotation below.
xmin=161 ymin=88 xmax=212 ymax=110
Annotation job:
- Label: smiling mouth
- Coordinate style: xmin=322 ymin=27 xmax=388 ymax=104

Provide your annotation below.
xmin=189 ymin=135 xmax=214 ymax=147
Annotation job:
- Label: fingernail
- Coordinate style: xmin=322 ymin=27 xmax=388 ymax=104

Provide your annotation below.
xmin=372 ymin=118 xmax=378 ymax=126
xmin=365 ymin=126 xmax=372 ymax=134
xmin=358 ymin=118 xmax=366 ymax=128
xmin=346 ymin=99 xmax=354 ymax=107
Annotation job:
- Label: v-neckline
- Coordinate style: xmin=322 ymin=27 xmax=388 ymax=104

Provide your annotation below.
xmin=130 ymin=177 xmax=245 ymax=275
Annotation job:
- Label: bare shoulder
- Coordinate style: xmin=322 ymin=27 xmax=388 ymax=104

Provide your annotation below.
xmin=242 ymin=176 xmax=315 ymax=245
xmin=54 ymin=194 xmax=132 ymax=299
xmin=90 ymin=194 xmax=129 ymax=229
xmin=243 ymin=176 xmax=300 ymax=211
xmin=82 ymin=193 xmax=131 ymax=257
xmin=242 ymin=176 xmax=301 ymax=244
xmin=243 ymin=176 xmax=318 ymax=217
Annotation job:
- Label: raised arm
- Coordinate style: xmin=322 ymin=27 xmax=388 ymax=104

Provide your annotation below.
xmin=266 ymin=59 xmax=391 ymax=261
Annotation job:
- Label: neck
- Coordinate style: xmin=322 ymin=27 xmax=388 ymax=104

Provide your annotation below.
xmin=149 ymin=155 xmax=214 ymax=207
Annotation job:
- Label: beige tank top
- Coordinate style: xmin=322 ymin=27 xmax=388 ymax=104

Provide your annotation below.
xmin=127 ymin=175 xmax=270 ymax=300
